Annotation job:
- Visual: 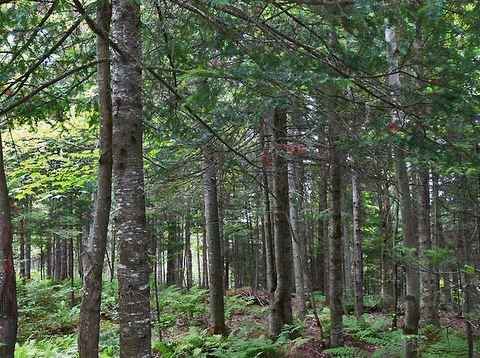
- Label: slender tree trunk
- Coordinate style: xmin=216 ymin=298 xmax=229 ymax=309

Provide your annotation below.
xmin=417 ymin=169 xmax=438 ymax=325
xmin=185 ymin=213 xmax=193 ymax=290
xmin=166 ymin=219 xmax=177 ymax=286
xmin=379 ymin=189 xmax=394 ymax=310
xmin=385 ymin=23 xmax=419 ymax=300
xmin=110 ymin=227 xmax=115 ymax=283
xmin=78 ymin=4 xmax=113 ymax=352
xmin=196 ymin=231 xmax=201 ymax=286
xmin=202 ymin=218 xmax=209 ymax=288
xmin=111 ymin=0 xmax=151 ymax=354
xmin=432 ymin=174 xmax=451 ymax=308
xmin=289 ymin=158 xmax=306 ymax=320
xmin=176 ymin=224 xmax=184 ymax=288
xmin=46 ymin=237 xmax=52 ymax=279
xmin=351 ymin=170 xmax=364 ymax=319
xmin=203 ymin=143 xmax=226 ymax=334
xmin=62 ymin=239 xmax=68 ymax=280
xmin=317 ymin=165 xmax=328 ymax=296
xmin=0 ymin=131 xmax=17 ymax=357
xmin=54 ymin=238 xmax=61 ymax=281
xmin=328 ymin=108 xmax=344 ymax=347
xmin=269 ymin=107 xmax=293 ymax=337
xmin=19 ymin=216 xmax=25 ymax=279
xmin=260 ymin=116 xmax=276 ymax=293
xmin=25 ymin=199 xmax=31 ymax=279
xmin=69 ymin=236 xmax=75 ymax=306
xmin=217 ymin=149 xmax=228 ymax=292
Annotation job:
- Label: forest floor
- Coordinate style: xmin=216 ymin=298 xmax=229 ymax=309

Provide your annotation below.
xmin=14 ymin=278 xmax=480 ymax=357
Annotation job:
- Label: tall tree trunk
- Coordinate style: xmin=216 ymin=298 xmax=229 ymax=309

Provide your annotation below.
xmin=289 ymin=158 xmax=306 ymax=320
xmin=166 ymin=219 xmax=177 ymax=286
xmin=385 ymin=23 xmax=419 ymax=300
xmin=46 ymin=237 xmax=52 ymax=279
xmin=203 ymin=142 xmax=226 ymax=334
xmin=0 ymin=131 xmax=17 ymax=357
xmin=269 ymin=107 xmax=293 ymax=337
xmin=417 ymin=169 xmax=438 ymax=325
xmin=328 ymin=109 xmax=344 ymax=347
xmin=176 ymin=224 xmax=184 ymax=288
xmin=317 ymin=165 xmax=328 ymax=296
xmin=62 ymin=239 xmax=68 ymax=280
xmin=78 ymin=6 xmax=116 ymax=331
xmin=25 ymin=199 xmax=31 ymax=279
xmin=185 ymin=212 xmax=193 ymax=290
xmin=351 ymin=170 xmax=364 ymax=319
xmin=201 ymin=217 xmax=209 ymax=288
xmin=111 ymin=0 xmax=151 ymax=354
xmin=379 ymin=189 xmax=394 ymax=311
xmin=19 ymin=215 xmax=25 ymax=279
xmin=260 ymin=116 xmax=276 ymax=293
xmin=54 ymin=238 xmax=62 ymax=281
xmin=217 ymin=149 xmax=227 ymax=291
xmin=196 ymin=231 xmax=201 ymax=286
xmin=432 ymin=173 xmax=451 ymax=308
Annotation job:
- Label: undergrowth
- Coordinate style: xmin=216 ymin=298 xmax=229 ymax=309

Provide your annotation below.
xmin=15 ymin=282 xmax=479 ymax=357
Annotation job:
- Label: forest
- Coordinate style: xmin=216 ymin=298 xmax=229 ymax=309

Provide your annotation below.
xmin=0 ymin=0 xmax=479 ymax=357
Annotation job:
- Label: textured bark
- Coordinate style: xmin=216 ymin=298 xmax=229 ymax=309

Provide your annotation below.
xmin=203 ymin=143 xmax=226 ymax=334
xmin=201 ymin=218 xmax=209 ymax=288
xmin=78 ymin=3 xmax=113 ymax=352
xmin=260 ymin=116 xmax=276 ymax=293
xmin=175 ymin=228 xmax=184 ymax=288
xmin=166 ymin=220 xmax=177 ymax=286
xmin=19 ymin=217 xmax=25 ymax=279
xmin=25 ymin=199 xmax=31 ymax=280
xmin=385 ymin=24 xmax=419 ymax=299
xmin=185 ymin=213 xmax=193 ymax=290
xmin=378 ymin=190 xmax=394 ymax=311
xmin=404 ymin=295 xmax=419 ymax=358
xmin=77 ymin=2 xmax=114 ymax=343
xmin=217 ymin=149 xmax=227 ymax=291
xmin=196 ymin=232 xmax=201 ymax=285
xmin=328 ymin=110 xmax=344 ymax=347
xmin=0 ymin=131 xmax=17 ymax=358
xmin=289 ymin=158 xmax=306 ymax=319
xmin=111 ymin=0 xmax=151 ymax=354
xmin=317 ymin=163 xmax=328 ymax=297
xmin=54 ymin=238 xmax=62 ymax=281
xmin=351 ymin=171 xmax=364 ymax=319
xmin=416 ymin=169 xmax=438 ymax=325
xmin=269 ymin=107 xmax=293 ymax=337
xmin=432 ymin=174 xmax=451 ymax=307
xmin=46 ymin=237 xmax=52 ymax=279
xmin=62 ymin=239 xmax=68 ymax=280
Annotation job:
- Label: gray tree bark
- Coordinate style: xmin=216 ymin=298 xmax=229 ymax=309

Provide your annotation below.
xmin=111 ymin=0 xmax=151 ymax=354
xmin=417 ymin=169 xmax=438 ymax=325
xmin=203 ymin=142 xmax=226 ymax=334
xmin=185 ymin=212 xmax=193 ymax=290
xmin=289 ymin=157 xmax=306 ymax=320
xmin=385 ymin=23 xmax=419 ymax=299
xmin=269 ymin=107 xmax=293 ymax=337
xmin=351 ymin=170 xmax=364 ymax=319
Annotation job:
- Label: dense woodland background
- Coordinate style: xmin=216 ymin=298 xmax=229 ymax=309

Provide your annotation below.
xmin=0 ymin=0 xmax=480 ymax=357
